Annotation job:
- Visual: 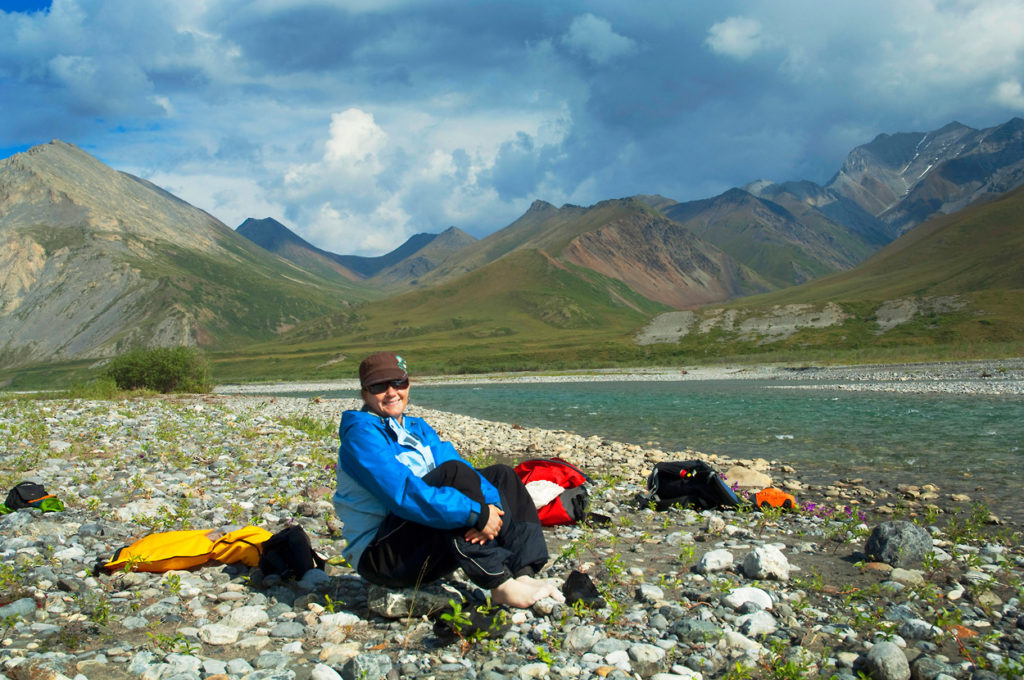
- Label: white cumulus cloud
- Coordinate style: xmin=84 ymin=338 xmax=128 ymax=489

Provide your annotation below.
xmin=706 ymin=16 xmax=764 ymax=60
xmin=562 ymin=13 xmax=636 ymax=65
xmin=994 ymin=79 xmax=1024 ymax=109
xmin=324 ymin=108 xmax=388 ymax=167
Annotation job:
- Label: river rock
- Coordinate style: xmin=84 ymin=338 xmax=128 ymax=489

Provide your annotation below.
xmin=723 ymin=586 xmax=773 ymax=611
xmin=741 ymin=545 xmax=790 ymax=580
xmin=865 ymin=521 xmax=933 ymax=567
xmin=723 ymin=466 xmax=771 ymax=490
xmin=695 ymin=548 xmax=733 ymax=574
xmin=859 ymin=640 xmax=910 ymax=680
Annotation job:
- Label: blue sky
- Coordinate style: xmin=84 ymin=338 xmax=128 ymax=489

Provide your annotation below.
xmin=2 ymin=1 xmax=1023 ymax=255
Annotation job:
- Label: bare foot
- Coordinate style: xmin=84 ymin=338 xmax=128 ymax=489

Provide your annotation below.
xmin=491 ymin=575 xmax=565 ymax=608
xmin=516 ymin=574 xmax=565 ymax=603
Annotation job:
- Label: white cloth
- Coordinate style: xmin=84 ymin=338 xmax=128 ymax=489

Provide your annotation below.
xmin=525 ymin=480 xmax=565 ymax=508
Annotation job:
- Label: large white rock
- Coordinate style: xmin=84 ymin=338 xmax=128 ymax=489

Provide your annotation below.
xmin=723 ymin=586 xmax=773 ymax=611
xmin=695 ymin=549 xmax=734 ymax=574
xmin=741 ymin=545 xmax=790 ymax=581
xmin=311 ymin=663 xmax=343 ymax=680
xmin=224 ymin=605 xmax=269 ymax=630
xmin=198 ymin=623 xmax=239 ymax=645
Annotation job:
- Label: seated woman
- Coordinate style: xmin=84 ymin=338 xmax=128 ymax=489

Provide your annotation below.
xmin=332 ymin=351 xmax=563 ymax=608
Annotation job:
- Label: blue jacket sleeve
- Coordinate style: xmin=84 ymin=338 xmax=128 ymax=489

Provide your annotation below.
xmin=338 ymin=413 xmax=497 ymax=529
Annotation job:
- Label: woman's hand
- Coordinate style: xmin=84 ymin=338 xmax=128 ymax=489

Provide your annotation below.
xmin=465 ymin=505 xmax=504 ymax=544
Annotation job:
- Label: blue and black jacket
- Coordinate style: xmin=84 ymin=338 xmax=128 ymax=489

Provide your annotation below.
xmin=332 ymin=408 xmax=501 ymax=567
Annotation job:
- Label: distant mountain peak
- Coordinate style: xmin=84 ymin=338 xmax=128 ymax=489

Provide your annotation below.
xmin=743 ymin=179 xmax=775 ymax=195
xmin=1 ymin=138 xmax=229 ymax=253
xmin=827 ymin=117 xmax=1024 ymax=235
xmin=236 ymin=217 xmax=476 ymax=287
xmin=527 ymin=199 xmax=557 ymax=212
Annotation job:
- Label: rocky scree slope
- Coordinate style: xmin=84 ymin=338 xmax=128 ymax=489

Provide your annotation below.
xmin=826 ymin=118 xmax=1024 ymax=237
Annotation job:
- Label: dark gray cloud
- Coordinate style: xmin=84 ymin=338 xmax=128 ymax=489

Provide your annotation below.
xmin=2 ymin=0 xmax=1023 ymax=254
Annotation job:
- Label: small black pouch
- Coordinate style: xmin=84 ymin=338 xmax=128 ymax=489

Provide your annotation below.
xmin=257 ymin=525 xmax=325 ymax=578
xmin=562 ymin=570 xmax=604 ymax=608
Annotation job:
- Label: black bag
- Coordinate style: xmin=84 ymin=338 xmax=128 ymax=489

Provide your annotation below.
xmin=642 ymin=461 xmax=742 ymax=511
xmin=4 ymin=482 xmax=62 ymax=511
xmin=257 ymin=525 xmax=325 ymax=579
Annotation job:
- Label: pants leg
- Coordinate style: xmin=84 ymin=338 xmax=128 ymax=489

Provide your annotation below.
xmin=357 ymin=514 xmax=456 ymax=588
xmin=357 ymin=460 xmax=481 ymax=588
xmin=458 ymin=464 xmax=549 ymax=583
xmin=358 ymin=461 xmax=549 ymax=590
xmin=477 ymin=464 xmax=543 ymax=525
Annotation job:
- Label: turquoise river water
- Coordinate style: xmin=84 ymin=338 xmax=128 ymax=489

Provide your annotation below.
xmin=298 ymin=379 xmax=1023 ymax=517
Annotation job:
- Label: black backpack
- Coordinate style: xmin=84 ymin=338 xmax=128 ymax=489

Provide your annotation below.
xmin=3 ymin=482 xmax=63 ymax=512
xmin=257 ymin=525 xmax=325 ymax=579
xmin=642 ymin=461 xmax=742 ymax=511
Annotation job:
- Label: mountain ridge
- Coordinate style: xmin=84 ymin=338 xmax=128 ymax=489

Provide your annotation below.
xmin=824 ymin=117 xmax=1024 ymax=235
xmin=636 ymin=180 xmax=1024 ymax=351
xmin=4 ymin=116 xmax=1024 ymax=381
xmin=237 ymin=217 xmax=477 ymax=288
xmin=237 ymin=217 xmax=362 ymax=283
xmin=0 ymin=141 xmax=371 ymax=369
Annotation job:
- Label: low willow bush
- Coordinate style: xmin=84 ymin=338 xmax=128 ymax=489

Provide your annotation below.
xmin=105 ymin=347 xmax=211 ymax=394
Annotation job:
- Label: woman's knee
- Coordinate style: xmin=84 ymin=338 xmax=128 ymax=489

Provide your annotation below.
xmin=478 ymin=463 xmax=517 ymax=483
xmin=422 ymin=461 xmax=484 ymax=503
xmin=436 ymin=460 xmax=473 ymax=474
xmin=423 ymin=460 xmax=475 ymax=485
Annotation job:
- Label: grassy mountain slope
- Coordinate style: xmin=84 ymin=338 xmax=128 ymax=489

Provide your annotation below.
xmin=0 ymin=141 xmax=374 ymax=371
xmin=760 ymin=182 xmax=1024 ymax=303
xmin=414 ymin=197 xmax=762 ymax=310
xmin=638 ymin=183 xmax=1024 ymax=362
xmin=659 ymin=188 xmax=882 ymax=288
xmin=415 ymin=199 xmax=639 ymax=285
xmin=561 ymin=210 xmax=771 ymax=308
xmin=210 ymin=248 xmax=669 ymax=380
xmin=366 ymin=226 xmax=478 ymax=290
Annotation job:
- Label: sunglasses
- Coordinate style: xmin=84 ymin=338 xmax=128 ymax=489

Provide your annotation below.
xmin=365 ymin=379 xmax=409 ymax=394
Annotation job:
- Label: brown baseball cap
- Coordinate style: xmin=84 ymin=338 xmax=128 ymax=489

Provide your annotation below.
xmin=359 ymin=351 xmax=409 ymax=388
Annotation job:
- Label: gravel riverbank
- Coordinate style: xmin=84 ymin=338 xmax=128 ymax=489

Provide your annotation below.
xmin=2 ymin=379 xmax=1023 ymax=680
xmin=213 ymin=359 xmax=1024 ymax=396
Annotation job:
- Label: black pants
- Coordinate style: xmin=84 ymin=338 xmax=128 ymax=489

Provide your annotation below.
xmin=358 ymin=462 xmax=549 ymax=590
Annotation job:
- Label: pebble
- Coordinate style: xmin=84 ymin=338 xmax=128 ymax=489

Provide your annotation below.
xmin=0 ymin=387 xmax=1022 ymax=680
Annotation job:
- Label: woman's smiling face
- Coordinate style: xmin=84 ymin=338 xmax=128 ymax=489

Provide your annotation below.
xmin=362 ymin=380 xmax=410 ymax=419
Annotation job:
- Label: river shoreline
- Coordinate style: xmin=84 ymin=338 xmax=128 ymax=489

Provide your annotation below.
xmin=214 ymin=358 xmax=1024 ymax=527
xmin=213 ymin=358 xmax=1024 ymax=396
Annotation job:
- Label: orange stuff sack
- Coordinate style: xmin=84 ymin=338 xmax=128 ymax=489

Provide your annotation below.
xmin=211 ymin=526 xmax=273 ymax=567
xmin=101 ymin=526 xmax=273 ymax=573
xmin=755 ymin=487 xmax=796 ymax=510
xmin=102 ymin=529 xmax=215 ymax=573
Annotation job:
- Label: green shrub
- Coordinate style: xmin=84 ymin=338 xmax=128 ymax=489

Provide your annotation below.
xmin=65 ymin=376 xmax=122 ymax=399
xmin=105 ymin=347 xmax=211 ymax=393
